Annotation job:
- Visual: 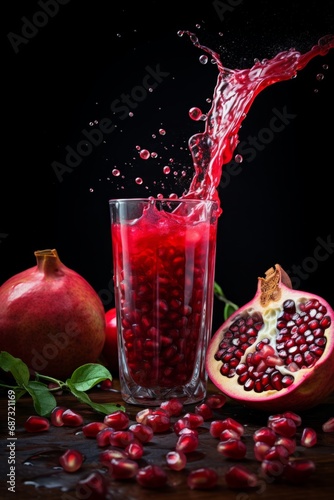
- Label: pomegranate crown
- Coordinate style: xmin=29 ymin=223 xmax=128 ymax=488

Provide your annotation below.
xmin=258 ymin=264 xmax=292 ymax=308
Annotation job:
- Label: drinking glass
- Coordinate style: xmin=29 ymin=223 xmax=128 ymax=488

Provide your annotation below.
xmin=109 ymin=198 xmax=218 ymax=405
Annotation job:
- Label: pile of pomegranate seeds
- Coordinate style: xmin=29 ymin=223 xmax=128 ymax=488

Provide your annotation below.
xmin=23 ymin=396 xmax=333 ymax=491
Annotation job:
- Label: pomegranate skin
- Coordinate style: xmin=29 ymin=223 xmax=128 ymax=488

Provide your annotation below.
xmin=0 ymin=249 xmax=106 ymax=379
xmin=206 ymin=264 xmax=334 ymax=412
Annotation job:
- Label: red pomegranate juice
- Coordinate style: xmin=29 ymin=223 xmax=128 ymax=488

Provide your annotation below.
xmin=110 ymin=32 xmax=333 ymax=405
xmin=110 ymin=198 xmax=218 ymax=403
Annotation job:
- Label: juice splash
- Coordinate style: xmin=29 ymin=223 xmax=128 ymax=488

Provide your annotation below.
xmin=179 ymin=32 xmax=334 ymax=213
xmin=111 ymin=32 xmax=333 ymax=400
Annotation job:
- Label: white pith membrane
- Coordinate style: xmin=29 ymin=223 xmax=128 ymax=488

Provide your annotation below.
xmin=206 ymin=265 xmax=334 ymax=410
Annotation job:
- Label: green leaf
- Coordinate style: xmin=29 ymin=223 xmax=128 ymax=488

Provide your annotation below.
xmin=0 ymin=351 xmax=30 ymax=386
xmin=67 ymin=381 xmax=125 ymax=414
xmin=24 ymin=380 xmax=57 ymax=417
xmin=68 ymin=363 xmax=113 ymax=392
xmin=224 ymin=302 xmax=238 ymax=321
xmin=14 ymin=388 xmax=27 ymax=400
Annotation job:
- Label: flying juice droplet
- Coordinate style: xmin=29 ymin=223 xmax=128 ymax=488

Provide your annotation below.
xmin=139 ymin=149 xmax=150 ymax=160
xmin=189 ymin=107 xmax=203 ymax=121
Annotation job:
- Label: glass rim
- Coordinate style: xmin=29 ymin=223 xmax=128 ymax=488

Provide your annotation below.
xmin=108 ymin=197 xmax=217 ymax=204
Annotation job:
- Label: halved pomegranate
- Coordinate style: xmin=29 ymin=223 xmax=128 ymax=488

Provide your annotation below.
xmin=206 ymin=264 xmax=334 ymax=412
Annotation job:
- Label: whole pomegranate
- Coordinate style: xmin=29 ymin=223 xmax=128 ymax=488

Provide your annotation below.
xmin=206 ymin=264 xmax=334 ymax=412
xmin=0 ymin=249 xmax=106 ymax=379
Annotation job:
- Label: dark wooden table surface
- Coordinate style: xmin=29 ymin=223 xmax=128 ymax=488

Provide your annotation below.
xmin=1 ymin=379 xmax=333 ymax=499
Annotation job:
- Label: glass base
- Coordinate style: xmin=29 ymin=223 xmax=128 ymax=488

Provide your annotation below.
xmin=120 ymin=378 xmax=207 ymax=406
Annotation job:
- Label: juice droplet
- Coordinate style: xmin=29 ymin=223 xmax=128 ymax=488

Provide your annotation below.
xmin=169 ymin=193 xmax=178 ymax=199
xmin=112 ymin=168 xmax=121 ymax=176
xmin=151 ymin=152 xmax=158 ymax=158
xmin=157 ymin=193 xmax=164 ymax=199
xmin=129 ymin=112 xmax=134 ymax=117
xmin=235 ymin=154 xmax=243 ymax=163
xmin=163 ymin=166 xmax=171 ymax=174
xmin=139 ymin=149 xmax=150 ymax=160
xmin=189 ymin=107 xmax=203 ymax=121
xmin=316 ymin=73 xmax=324 ymax=80
xmin=199 ymin=55 xmax=208 ymax=64
xmin=135 ymin=145 xmax=140 ymax=150
xmin=135 ymin=177 xmax=143 ymax=185
xmin=89 ymin=188 xmax=94 ymax=192
xmin=159 ymin=129 xmax=166 ymax=135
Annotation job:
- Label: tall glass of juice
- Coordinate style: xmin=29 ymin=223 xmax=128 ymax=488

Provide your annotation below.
xmin=109 ymin=198 xmax=218 ymax=405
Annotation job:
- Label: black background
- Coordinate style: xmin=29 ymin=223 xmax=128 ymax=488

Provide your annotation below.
xmin=1 ymin=0 xmax=334 ymax=332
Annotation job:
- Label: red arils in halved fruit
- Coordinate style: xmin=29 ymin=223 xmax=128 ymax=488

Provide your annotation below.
xmin=187 ymin=468 xmax=218 ymax=490
xmin=24 ymin=415 xmax=50 ymax=432
xmin=206 ymin=264 xmax=334 ymax=412
xmin=59 ymin=449 xmax=84 ymax=472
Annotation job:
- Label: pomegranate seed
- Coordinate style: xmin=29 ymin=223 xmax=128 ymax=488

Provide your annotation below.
xmin=160 ymin=397 xmax=184 ymax=416
xmin=110 ymin=457 xmax=139 ymax=480
xmin=103 ymin=410 xmax=129 ymax=430
xmin=59 ymin=449 xmax=84 ymax=472
xmin=99 ymin=448 xmax=127 ymax=469
xmin=176 ymin=432 xmax=199 ymax=453
xmin=217 ymin=438 xmax=247 ymax=459
xmin=322 ymin=417 xmax=334 ymax=432
xmin=225 ymin=464 xmax=258 ymax=489
xmin=125 ymin=441 xmax=144 ymax=460
xmin=109 ymin=430 xmax=135 ymax=448
xmin=182 ymin=412 xmax=204 ymax=429
xmin=173 ymin=417 xmax=188 ymax=435
xmin=61 ymin=409 xmax=84 ymax=427
xmin=82 ymin=422 xmax=108 ymax=438
xmin=301 ymin=427 xmax=317 ymax=447
xmin=274 ymin=436 xmax=296 ymax=454
xmin=282 ymin=411 xmax=302 ymax=426
xmin=136 ymin=464 xmax=168 ymax=488
xmin=264 ymin=444 xmax=290 ymax=463
xmin=269 ymin=417 xmax=297 ymax=437
xmin=24 ymin=415 xmax=50 ymax=433
xmin=205 ymin=393 xmax=227 ymax=409
xmin=136 ymin=408 xmax=152 ymax=424
xmin=282 ymin=459 xmax=316 ymax=483
xmin=50 ymin=406 xmax=67 ymax=427
xmin=166 ymin=450 xmax=187 ymax=471
xmin=253 ymin=441 xmax=271 ymax=461
xmin=128 ymin=423 xmax=154 ymax=443
xmin=220 ymin=428 xmax=241 ymax=441
xmin=253 ymin=426 xmax=277 ymax=445
xmin=99 ymin=379 xmax=114 ymax=391
xmin=146 ymin=413 xmax=171 ymax=433
xmin=96 ymin=427 xmax=115 ymax=447
xmin=187 ymin=468 xmax=218 ymax=490
xmin=194 ymin=403 xmax=213 ymax=420
xmin=210 ymin=420 xmax=227 ymax=438
xmin=76 ymin=471 xmax=108 ymax=499
xmin=260 ymin=459 xmax=284 ymax=479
